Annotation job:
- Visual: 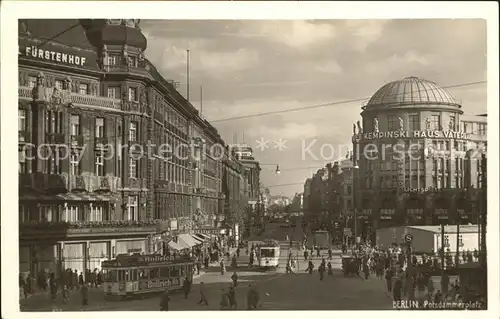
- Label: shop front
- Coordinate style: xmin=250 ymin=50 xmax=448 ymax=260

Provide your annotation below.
xmin=433 ymin=197 xmax=449 ymax=224
xmin=405 ymin=195 xmax=425 ymax=225
xmin=115 ymin=239 xmax=147 ymax=255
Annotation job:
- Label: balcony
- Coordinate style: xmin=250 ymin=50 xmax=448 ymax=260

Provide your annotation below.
xmin=18 ymin=86 xmax=121 ymax=111
xmin=154 ymin=180 xmax=169 ymax=190
xmin=19 ymin=219 xmax=168 ymax=240
xmin=129 ymin=177 xmax=147 ymax=190
xmin=67 ymin=175 xmax=120 ymax=193
xmin=45 ymin=133 xmax=66 ymax=144
xmin=19 ymin=173 xmax=68 ymax=192
xmin=71 ymin=135 xmax=84 ymax=148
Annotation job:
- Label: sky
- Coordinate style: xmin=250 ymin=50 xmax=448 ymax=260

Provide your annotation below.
xmin=140 ymin=19 xmax=487 ymax=198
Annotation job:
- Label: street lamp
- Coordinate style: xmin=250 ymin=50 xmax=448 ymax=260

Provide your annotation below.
xmin=260 ymin=163 xmax=281 ymax=175
xmin=352 ymin=163 xmax=359 ymax=244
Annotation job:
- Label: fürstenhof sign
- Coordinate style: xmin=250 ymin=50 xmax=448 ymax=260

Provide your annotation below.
xmin=361 ymin=130 xmax=471 ymax=140
xmin=22 ymin=46 xmax=87 ymax=66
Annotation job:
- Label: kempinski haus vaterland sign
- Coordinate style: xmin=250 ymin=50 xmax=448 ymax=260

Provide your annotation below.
xmin=361 ymin=130 xmax=471 ymax=140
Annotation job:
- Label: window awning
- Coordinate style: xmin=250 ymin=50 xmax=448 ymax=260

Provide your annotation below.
xmin=178 ymin=234 xmax=202 ymax=247
xmin=192 ymin=234 xmax=206 ymax=242
xmin=168 ymin=240 xmax=189 ymax=251
xmin=195 ymin=233 xmax=213 ymax=240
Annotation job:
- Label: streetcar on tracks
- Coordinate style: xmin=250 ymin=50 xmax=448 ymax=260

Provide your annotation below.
xmin=101 ymin=253 xmax=195 ymax=300
xmin=257 ymin=240 xmax=281 ymax=270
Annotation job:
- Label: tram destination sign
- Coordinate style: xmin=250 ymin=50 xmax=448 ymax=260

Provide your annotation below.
xmin=361 ymin=130 xmax=471 ymax=140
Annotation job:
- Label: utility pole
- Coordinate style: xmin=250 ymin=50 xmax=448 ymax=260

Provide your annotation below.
xmin=480 ymin=153 xmax=487 ymax=266
xmin=186 ymin=49 xmax=190 ymax=101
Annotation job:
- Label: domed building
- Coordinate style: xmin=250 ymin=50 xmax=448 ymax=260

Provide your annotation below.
xmin=351 ymin=77 xmax=487 ymax=242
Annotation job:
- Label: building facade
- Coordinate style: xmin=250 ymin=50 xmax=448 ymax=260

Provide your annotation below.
xmin=232 ymin=144 xmax=261 ymax=237
xmin=18 ymin=19 xmax=240 ymax=277
xmin=221 ymin=147 xmax=245 ymax=244
xmin=351 ymin=76 xmax=487 ymax=242
xmin=302 ymin=162 xmax=343 ymax=236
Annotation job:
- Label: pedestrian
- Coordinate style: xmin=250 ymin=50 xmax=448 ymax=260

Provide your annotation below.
xmin=246 ymin=284 xmax=259 ymax=310
xmin=319 ymin=264 xmax=325 ymax=281
xmin=49 ymin=273 xmax=57 ymax=302
xmin=306 ymin=260 xmax=314 ymax=274
xmin=231 ymin=272 xmax=238 ymax=287
xmin=160 ymin=289 xmax=170 ymax=311
xmin=78 ymin=271 xmax=84 ymax=286
xmin=328 ymin=248 xmax=333 ymax=260
xmin=236 ymin=247 xmax=240 ymax=258
xmin=393 ymin=274 xmax=403 ymax=302
xmin=228 ymin=286 xmax=237 ymax=309
xmin=385 ymin=268 xmax=393 ymax=293
xmin=80 ymin=283 xmax=89 ymax=306
xmin=62 ymin=285 xmax=70 ymax=304
xmin=182 ymin=276 xmax=191 ymax=299
xmin=327 ymin=262 xmax=333 ymax=276
xmin=220 ymin=289 xmax=229 ymax=310
xmin=197 ymin=282 xmax=209 ymax=306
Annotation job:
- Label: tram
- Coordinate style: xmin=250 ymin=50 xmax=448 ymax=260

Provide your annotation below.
xmin=257 ymin=240 xmax=281 ymax=269
xmin=101 ymin=254 xmax=195 ymax=300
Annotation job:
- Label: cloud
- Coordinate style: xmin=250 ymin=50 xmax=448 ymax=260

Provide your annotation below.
xmin=344 ymin=20 xmax=390 ymax=51
xmin=198 ymin=49 xmax=259 ymax=73
xmin=314 ymin=60 xmax=343 ymax=74
xmin=250 ymin=20 xmax=337 ymax=48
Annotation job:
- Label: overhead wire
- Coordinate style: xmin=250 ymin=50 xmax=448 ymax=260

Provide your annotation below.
xmin=209 ymin=80 xmax=486 ymax=123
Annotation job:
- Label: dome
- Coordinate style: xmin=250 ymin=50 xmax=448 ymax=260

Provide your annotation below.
xmin=365 ymin=76 xmax=459 ymax=108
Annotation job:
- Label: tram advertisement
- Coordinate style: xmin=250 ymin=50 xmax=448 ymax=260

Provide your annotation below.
xmin=139 ymin=278 xmax=181 ymax=290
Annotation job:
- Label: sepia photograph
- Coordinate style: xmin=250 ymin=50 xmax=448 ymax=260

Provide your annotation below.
xmin=1 ymin=2 xmax=498 ymax=315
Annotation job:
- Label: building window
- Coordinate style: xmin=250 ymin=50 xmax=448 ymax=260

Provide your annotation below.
xmin=107 ymin=86 xmax=119 ymax=99
xmin=449 ymin=115 xmax=456 ymax=131
xmin=107 ymin=55 xmax=117 ymax=66
xmin=408 ymin=114 xmax=419 ymax=131
xmin=19 ymin=149 xmax=27 ymax=173
xmin=70 ymin=152 xmax=81 ymax=175
xmin=55 ymin=80 xmax=64 ymax=90
xmin=70 ymin=115 xmax=80 ymax=136
xmin=346 ymin=186 xmax=352 ymax=195
xmin=89 ymin=205 xmax=103 ymax=222
xmin=47 ymin=147 xmax=63 ymax=174
xmin=39 ymin=205 xmax=58 ymax=222
xmin=95 ymin=117 xmax=104 ymax=138
xmin=387 ymin=115 xmax=399 ymax=131
xmin=78 ymin=83 xmax=88 ymax=95
xmin=19 ymin=205 xmax=29 ymax=223
xmin=28 ymin=76 xmax=37 ymax=88
xmin=129 ymin=158 xmax=138 ymax=179
xmin=95 ymin=151 xmax=105 ymax=176
xmin=431 ymin=115 xmax=440 ymax=131
xmin=477 ymin=123 xmax=486 ymax=135
xmin=127 ymin=196 xmax=138 ymax=221
xmin=129 ymin=122 xmax=137 ymax=142
xmin=19 ymin=109 xmax=26 ymax=132
xmin=64 ymin=205 xmax=80 ymax=222
xmin=128 ymin=87 xmax=137 ymax=102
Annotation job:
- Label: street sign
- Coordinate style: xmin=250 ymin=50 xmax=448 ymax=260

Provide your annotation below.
xmin=343 ymin=228 xmax=352 ymax=237
xmin=404 ymin=234 xmax=413 ymax=243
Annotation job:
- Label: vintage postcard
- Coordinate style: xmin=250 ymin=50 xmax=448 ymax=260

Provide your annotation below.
xmin=1 ymin=1 xmax=498 ymax=317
